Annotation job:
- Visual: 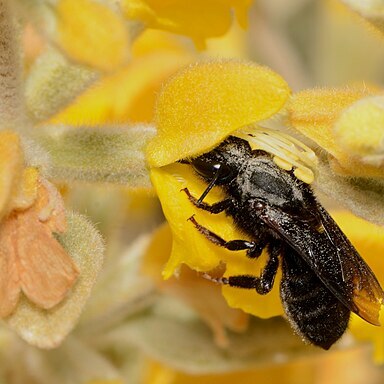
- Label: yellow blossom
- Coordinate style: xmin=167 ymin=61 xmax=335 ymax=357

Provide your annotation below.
xmin=56 ymin=0 xmax=130 ymax=71
xmin=147 ymin=61 xmax=290 ymax=319
xmin=333 ymin=95 xmax=384 ymax=167
xmin=0 ymin=131 xmax=24 ymax=219
xmin=121 ymin=0 xmax=252 ymax=49
xmin=50 ymin=30 xmax=192 ymax=125
xmin=147 ymin=60 xmax=290 ymax=167
xmin=146 ymin=60 xmax=384 ymax=337
xmin=287 ymin=84 xmax=384 ymax=177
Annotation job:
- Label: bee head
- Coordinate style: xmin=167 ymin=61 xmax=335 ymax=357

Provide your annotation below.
xmin=188 ymin=136 xmax=252 ymax=185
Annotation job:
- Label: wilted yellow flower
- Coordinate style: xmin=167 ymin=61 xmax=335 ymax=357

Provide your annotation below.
xmin=0 ymin=131 xmax=78 ymax=317
xmin=121 ymin=0 xmax=253 ymax=48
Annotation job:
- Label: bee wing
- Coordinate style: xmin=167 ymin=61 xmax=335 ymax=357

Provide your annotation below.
xmin=257 ymin=203 xmax=384 ymax=325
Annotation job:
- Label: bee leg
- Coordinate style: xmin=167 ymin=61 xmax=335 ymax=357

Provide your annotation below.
xmin=188 ymin=215 xmax=256 ymax=251
xmin=205 ymin=253 xmax=279 ymax=295
xmin=181 ymin=187 xmax=234 ymax=214
xmin=246 ymin=234 xmax=268 ymax=259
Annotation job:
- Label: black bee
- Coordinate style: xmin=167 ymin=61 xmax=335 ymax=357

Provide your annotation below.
xmin=181 ymin=135 xmax=384 ymax=349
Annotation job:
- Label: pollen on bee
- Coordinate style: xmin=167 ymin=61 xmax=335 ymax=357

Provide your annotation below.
xmin=234 ymin=126 xmax=318 ymax=184
xmin=273 ymin=156 xmax=293 ymax=171
xmin=315 ymin=222 xmax=325 ymax=233
xmin=294 ymin=167 xmax=315 ymax=184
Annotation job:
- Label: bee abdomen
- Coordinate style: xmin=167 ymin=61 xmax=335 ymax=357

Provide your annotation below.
xmin=280 ymin=250 xmax=350 ymax=350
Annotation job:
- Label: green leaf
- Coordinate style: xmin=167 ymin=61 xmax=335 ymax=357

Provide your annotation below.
xmin=25 ymin=47 xmax=99 ymax=121
xmin=36 ymin=124 xmax=156 ymax=187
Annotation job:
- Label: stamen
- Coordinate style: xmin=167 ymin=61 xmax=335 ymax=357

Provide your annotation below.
xmin=234 ymin=127 xmax=318 ymax=184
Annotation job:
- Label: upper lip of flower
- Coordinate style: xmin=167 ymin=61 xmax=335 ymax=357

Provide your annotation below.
xmin=146 ymin=60 xmax=291 ymax=168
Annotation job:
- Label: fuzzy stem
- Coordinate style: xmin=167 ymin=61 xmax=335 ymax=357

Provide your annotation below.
xmin=0 ymin=0 xmax=25 ymax=130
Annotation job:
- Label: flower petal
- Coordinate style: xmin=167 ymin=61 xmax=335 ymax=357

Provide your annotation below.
xmin=10 ymin=167 xmax=39 ymax=211
xmin=222 ymin=250 xmax=283 ymax=319
xmin=56 ymin=0 xmax=130 ymax=71
xmin=0 ymin=131 xmax=23 ymax=218
xmin=50 ymin=53 xmax=191 ymax=125
xmin=17 ymin=185 xmax=79 ymax=309
xmin=147 ymin=60 xmax=290 ymax=167
xmin=334 ymin=95 xmax=384 ymax=169
xmin=0 ymin=179 xmax=78 ymax=313
xmin=150 ymin=164 xmax=284 ymax=319
xmin=121 ymin=0 xmax=252 ymax=48
xmin=151 ymin=163 xmax=245 ymax=278
xmin=288 ymin=85 xmax=379 ymax=154
xmin=0 ymin=217 xmax=21 ymax=317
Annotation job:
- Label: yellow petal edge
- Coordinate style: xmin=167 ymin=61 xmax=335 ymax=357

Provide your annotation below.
xmin=146 ymin=60 xmax=290 ymax=167
xmin=0 ymin=131 xmax=23 ymax=218
xmin=150 ymin=163 xmax=284 ymax=319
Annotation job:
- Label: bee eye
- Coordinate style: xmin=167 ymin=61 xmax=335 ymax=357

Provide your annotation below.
xmin=191 ymin=158 xmax=234 ymax=183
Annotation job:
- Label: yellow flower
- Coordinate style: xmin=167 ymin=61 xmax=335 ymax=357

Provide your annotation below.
xmin=146 ymin=60 xmax=384 ymax=346
xmin=0 ymin=131 xmax=78 ymax=317
xmin=147 ymin=60 xmax=290 ymax=167
xmin=147 ymin=60 xmax=290 ymax=319
xmin=56 ymin=0 xmax=130 ymax=72
xmin=50 ymin=30 xmax=192 ymax=125
xmin=121 ymin=0 xmax=253 ymax=48
xmin=287 ymin=85 xmax=384 ymax=178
